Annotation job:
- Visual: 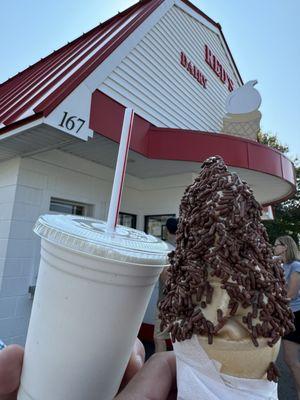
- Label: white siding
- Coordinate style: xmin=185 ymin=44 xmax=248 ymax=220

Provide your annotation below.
xmin=0 ymin=158 xmax=20 ymax=279
xmin=0 ymin=150 xmax=193 ymax=344
xmin=100 ymin=4 xmax=241 ymax=131
xmin=0 ymin=158 xmax=23 ymax=344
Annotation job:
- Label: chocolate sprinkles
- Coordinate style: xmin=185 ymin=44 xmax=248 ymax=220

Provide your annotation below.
xmin=267 ymin=362 xmax=280 ymax=382
xmin=158 ymin=156 xmax=294 ymax=382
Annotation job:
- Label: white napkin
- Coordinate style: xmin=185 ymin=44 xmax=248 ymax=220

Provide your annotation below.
xmin=173 ymin=335 xmax=278 ymax=400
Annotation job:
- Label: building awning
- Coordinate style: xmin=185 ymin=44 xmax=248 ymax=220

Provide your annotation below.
xmin=0 ymin=89 xmax=295 ymax=206
xmin=0 ymin=0 xmax=295 ymax=207
xmin=88 ymin=90 xmax=296 ymax=206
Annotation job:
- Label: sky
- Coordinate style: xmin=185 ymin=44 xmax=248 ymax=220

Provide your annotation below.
xmin=0 ymin=0 xmax=299 ymax=158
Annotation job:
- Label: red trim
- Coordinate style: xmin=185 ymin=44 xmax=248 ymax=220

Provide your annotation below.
xmin=2 ymin=4 xmax=145 ymax=125
xmin=0 ymin=113 xmax=43 ymax=135
xmin=0 ymin=0 xmax=144 ymax=91
xmin=181 ymin=0 xmax=220 ymax=28
xmin=181 ymin=0 xmax=243 ymax=85
xmin=281 ymin=155 xmax=296 ymax=185
xmin=0 ymin=20 xmax=118 ymax=115
xmin=114 ymin=109 xmax=135 ymax=228
xmin=0 ymin=91 xmax=295 ymax=207
xmin=218 ymin=27 xmax=244 ymax=85
xmin=90 ymin=90 xmax=151 ymax=155
xmin=0 ymin=0 xmax=157 ymax=125
xmin=138 ymin=322 xmax=154 ymax=342
xmin=138 ymin=323 xmax=173 ymax=348
xmin=148 ymin=127 xmax=296 ymax=205
xmin=89 ymin=91 xmax=296 ymax=205
xmin=266 ymin=188 xmax=297 ymax=207
xmin=32 ymin=0 xmax=164 ymax=119
xmin=0 ymin=0 xmax=244 ymax=127
xmin=0 ymin=28 xmax=106 ymax=108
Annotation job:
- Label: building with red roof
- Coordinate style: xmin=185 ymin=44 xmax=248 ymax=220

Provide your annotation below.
xmin=0 ymin=0 xmax=295 ymax=345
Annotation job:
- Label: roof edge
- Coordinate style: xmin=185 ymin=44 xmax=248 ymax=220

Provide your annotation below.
xmin=1 ymin=0 xmax=244 ymax=129
xmin=180 ymin=0 xmax=220 ymax=28
xmin=0 ymin=113 xmax=43 ymax=137
xmin=176 ymin=0 xmax=243 ymax=85
xmin=0 ymin=0 xmax=150 ymax=90
xmin=33 ymin=0 xmax=165 ymax=118
xmin=217 ymin=26 xmax=244 ymax=85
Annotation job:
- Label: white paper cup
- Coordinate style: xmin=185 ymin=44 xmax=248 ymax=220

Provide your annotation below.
xmin=17 ymin=215 xmax=169 ymax=400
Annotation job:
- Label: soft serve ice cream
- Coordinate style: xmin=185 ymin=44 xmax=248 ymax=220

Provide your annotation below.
xmin=159 ymin=156 xmax=294 ymax=384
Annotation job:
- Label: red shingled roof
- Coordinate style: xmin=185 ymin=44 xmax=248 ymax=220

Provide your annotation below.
xmin=0 ymin=0 xmax=242 ymax=132
xmin=0 ymin=0 xmax=164 ymax=128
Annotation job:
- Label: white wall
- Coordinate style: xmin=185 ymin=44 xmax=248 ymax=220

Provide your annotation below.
xmin=0 ymin=158 xmax=20 ymax=278
xmin=0 ymin=150 xmax=193 ymax=345
xmin=0 ymin=158 xmax=29 ymax=345
xmin=100 ymin=4 xmax=241 ymax=132
xmin=136 ymin=174 xmax=193 ymax=325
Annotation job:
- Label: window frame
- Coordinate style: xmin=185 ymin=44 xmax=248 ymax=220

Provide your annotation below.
xmin=49 ymin=197 xmax=93 ymax=217
xmin=118 ymin=212 xmax=137 ymax=229
xmin=144 ymin=214 xmax=176 ymax=240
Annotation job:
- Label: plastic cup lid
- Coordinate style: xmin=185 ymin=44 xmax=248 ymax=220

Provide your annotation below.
xmin=34 ymin=214 xmax=170 ymax=265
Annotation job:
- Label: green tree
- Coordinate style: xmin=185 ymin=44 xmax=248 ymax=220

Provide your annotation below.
xmin=257 ymin=131 xmax=299 ymax=244
xmin=257 ymin=131 xmax=289 ymax=154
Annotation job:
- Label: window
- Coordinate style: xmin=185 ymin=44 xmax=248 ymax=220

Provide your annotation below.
xmin=49 ymin=198 xmax=92 ymax=216
xmin=144 ymin=214 xmax=176 ymax=240
xmin=118 ymin=212 xmax=137 ymax=229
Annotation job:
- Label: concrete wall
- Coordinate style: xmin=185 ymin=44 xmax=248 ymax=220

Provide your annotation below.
xmin=0 ymin=157 xmax=31 ymax=345
xmin=0 ymin=150 xmax=193 ymax=345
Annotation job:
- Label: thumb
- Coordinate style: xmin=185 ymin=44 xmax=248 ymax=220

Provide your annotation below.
xmin=0 ymin=345 xmax=24 ymax=397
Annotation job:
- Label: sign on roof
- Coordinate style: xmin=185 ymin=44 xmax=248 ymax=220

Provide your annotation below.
xmin=0 ymin=0 xmax=243 ymax=140
xmin=99 ymin=3 xmax=242 ymax=132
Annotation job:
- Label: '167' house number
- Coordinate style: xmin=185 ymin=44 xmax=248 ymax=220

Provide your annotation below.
xmin=59 ymin=112 xmax=86 ymax=134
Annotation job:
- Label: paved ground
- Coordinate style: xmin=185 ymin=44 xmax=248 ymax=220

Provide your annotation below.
xmin=144 ymin=342 xmax=297 ymax=399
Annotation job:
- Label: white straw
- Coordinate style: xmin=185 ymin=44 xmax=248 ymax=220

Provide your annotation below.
xmin=106 ymin=108 xmax=134 ymax=233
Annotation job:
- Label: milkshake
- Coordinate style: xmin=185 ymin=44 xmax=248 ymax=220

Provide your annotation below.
xmin=18 ymin=215 xmax=169 ymax=400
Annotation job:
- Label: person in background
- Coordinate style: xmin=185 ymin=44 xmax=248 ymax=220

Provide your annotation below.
xmin=153 ymin=217 xmax=178 ymax=353
xmin=274 ymin=235 xmax=300 ymax=399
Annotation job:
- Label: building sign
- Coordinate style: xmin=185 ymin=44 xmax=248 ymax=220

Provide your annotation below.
xmin=180 ymin=52 xmax=207 ymax=89
xmin=180 ymin=47 xmax=234 ymax=93
xmin=205 ymin=45 xmax=234 ymax=92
